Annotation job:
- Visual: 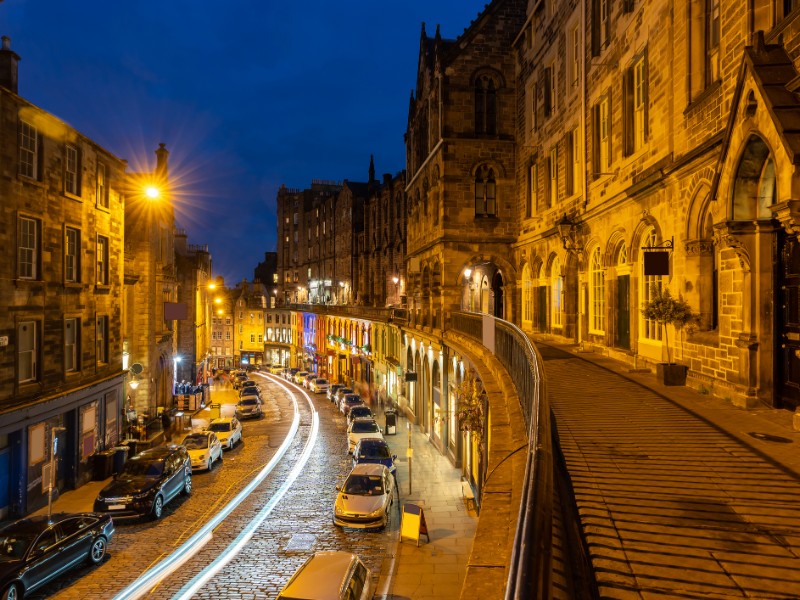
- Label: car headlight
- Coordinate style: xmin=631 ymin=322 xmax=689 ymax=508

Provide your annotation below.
xmin=368 ymin=507 xmax=385 ymax=517
xmin=133 ymin=490 xmax=152 ymax=500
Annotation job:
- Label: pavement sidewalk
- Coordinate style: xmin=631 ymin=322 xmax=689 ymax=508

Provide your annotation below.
xmin=376 ymin=410 xmax=477 ymax=600
xmin=536 ymin=338 xmax=800 ymax=599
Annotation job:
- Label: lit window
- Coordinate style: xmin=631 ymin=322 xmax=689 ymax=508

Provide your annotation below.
xmin=551 ymin=257 xmax=563 ymax=328
xmin=641 ymin=229 xmax=663 ymax=341
xmin=590 ymin=248 xmax=605 ymax=333
xmin=97 ymin=163 xmax=109 ymax=208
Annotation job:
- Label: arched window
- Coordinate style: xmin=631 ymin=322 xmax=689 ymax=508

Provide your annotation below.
xmin=474 ymin=166 xmax=497 ymax=217
xmin=522 ymin=264 xmax=534 ymax=326
xmin=589 ymin=247 xmax=605 ymax=333
xmin=641 ymin=228 xmax=663 ymax=340
xmin=551 ymin=257 xmax=563 ymax=328
xmin=475 ymin=75 xmax=497 ymax=134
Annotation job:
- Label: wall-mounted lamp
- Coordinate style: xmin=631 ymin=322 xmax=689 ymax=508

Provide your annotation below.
xmin=556 ymin=214 xmax=583 ymax=253
xmin=129 ymin=378 xmax=140 ymax=390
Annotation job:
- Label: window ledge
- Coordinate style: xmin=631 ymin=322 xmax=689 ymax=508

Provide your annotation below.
xmin=63 ymin=191 xmax=83 ymax=202
xmin=686 ymin=328 xmax=719 ymax=348
xmin=94 ymin=284 xmax=111 ymax=293
xmin=474 ymin=214 xmax=499 ymax=220
xmin=684 ymin=80 xmax=722 ymax=117
xmin=64 ymin=282 xmax=83 ymax=289
xmin=16 ymin=174 xmax=45 ymax=188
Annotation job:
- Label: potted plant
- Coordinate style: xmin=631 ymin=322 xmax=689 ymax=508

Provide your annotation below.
xmin=640 ymin=285 xmax=698 ymax=385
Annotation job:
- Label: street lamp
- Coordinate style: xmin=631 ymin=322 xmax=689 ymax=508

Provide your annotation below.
xmin=144 ymin=185 xmax=160 ymax=200
xmin=392 ymin=275 xmax=399 ymax=305
xmin=463 ymin=268 xmax=475 ymax=312
xmin=556 ymin=213 xmax=583 ymax=253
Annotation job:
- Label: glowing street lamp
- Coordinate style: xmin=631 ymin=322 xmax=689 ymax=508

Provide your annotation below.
xmin=144 ymin=185 xmax=161 ymax=200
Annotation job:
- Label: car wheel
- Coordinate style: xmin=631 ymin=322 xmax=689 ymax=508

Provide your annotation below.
xmin=152 ymin=495 xmax=164 ymax=520
xmin=88 ymin=536 xmax=107 ymax=564
xmin=182 ymin=473 xmax=193 ymax=495
xmin=1 ymin=582 xmax=21 ymax=600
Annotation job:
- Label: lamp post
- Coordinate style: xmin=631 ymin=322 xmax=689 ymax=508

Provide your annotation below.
xmin=392 ymin=275 xmax=399 ymax=305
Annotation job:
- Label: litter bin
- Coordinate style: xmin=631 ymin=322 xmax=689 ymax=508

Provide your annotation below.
xmin=112 ymin=446 xmax=129 ymax=474
xmin=385 ymin=409 xmax=397 ymax=435
xmin=120 ymin=439 xmax=138 ymax=458
xmin=92 ymin=449 xmax=115 ymax=481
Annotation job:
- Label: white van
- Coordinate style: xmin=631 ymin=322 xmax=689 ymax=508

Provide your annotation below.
xmin=277 ymin=551 xmax=372 ymax=600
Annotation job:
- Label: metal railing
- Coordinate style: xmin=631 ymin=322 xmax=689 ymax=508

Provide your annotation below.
xmin=449 ymin=311 xmax=552 ymax=600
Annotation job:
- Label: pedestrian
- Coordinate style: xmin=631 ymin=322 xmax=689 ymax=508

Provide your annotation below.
xmin=161 ymin=410 xmax=172 ymax=443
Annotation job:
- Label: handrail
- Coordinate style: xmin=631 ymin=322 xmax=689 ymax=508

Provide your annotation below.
xmin=449 ymin=311 xmax=552 ymax=599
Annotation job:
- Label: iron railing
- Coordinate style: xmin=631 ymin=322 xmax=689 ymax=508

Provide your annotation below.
xmin=449 ymin=311 xmax=552 ymax=600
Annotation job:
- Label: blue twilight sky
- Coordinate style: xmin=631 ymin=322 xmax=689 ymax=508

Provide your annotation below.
xmin=3 ymin=1 xmax=488 ymax=284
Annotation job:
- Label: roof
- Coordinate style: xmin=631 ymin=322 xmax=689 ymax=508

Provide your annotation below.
xmin=350 ymin=462 xmax=388 ymax=476
xmin=279 ymin=551 xmax=358 ymax=600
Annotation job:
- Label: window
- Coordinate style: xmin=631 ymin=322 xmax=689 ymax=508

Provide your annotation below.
xmin=551 ymin=257 xmax=563 ymax=328
xmin=566 ymin=128 xmax=581 ymax=196
xmin=250 ymin=334 xmax=255 ymax=343
xmin=258 ymin=334 xmax=263 ymax=343
xmin=18 ymin=216 xmax=38 ymax=280
xmin=569 ymin=24 xmax=581 ymax=90
xmin=474 ymin=166 xmax=497 ymax=217
xmin=96 ymin=163 xmax=109 ymax=208
xmin=226 ymin=317 xmax=231 ymax=325
xmin=593 ymin=94 xmax=611 ymax=176
xmin=624 ymin=53 xmax=649 ymax=155
xmin=65 ymin=317 xmax=79 ymax=372
xmin=96 ymin=315 xmax=108 ymax=363
xmin=641 ymin=229 xmax=663 ymax=341
xmin=589 ymin=248 xmax=605 ymax=333
xmin=18 ymin=320 xmax=38 ymax=383
xmin=225 ymin=331 xmax=231 ymax=340
xmin=592 ymin=0 xmax=611 ymax=55
xmin=19 ymin=120 xmax=39 ymax=179
xmin=706 ymin=0 xmax=720 ymax=84
xmin=522 ymin=265 xmax=534 ymax=325
xmin=96 ymin=235 xmax=109 ymax=285
xmin=475 ymin=75 xmax=497 ymax=135
xmin=548 ymin=148 xmax=558 ymax=207
xmin=527 ymin=162 xmax=538 ymax=217
xmin=65 ymin=144 xmax=80 ymax=196
xmin=543 ymin=65 xmax=555 ymax=117
xmin=65 ymin=227 xmax=80 ymax=283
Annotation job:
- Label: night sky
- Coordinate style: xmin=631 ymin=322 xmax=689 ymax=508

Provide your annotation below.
xmin=3 ymin=1 xmax=488 ymax=284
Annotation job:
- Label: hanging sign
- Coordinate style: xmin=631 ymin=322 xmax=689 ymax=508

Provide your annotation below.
xmin=642 ymin=237 xmax=674 ymax=276
xmin=400 ymin=503 xmax=429 ymax=546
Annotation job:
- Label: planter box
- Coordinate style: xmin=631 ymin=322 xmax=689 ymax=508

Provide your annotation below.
xmin=657 ymin=363 xmax=688 ymax=386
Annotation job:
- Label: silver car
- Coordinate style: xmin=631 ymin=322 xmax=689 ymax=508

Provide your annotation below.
xmin=333 ymin=463 xmax=395 ymax=530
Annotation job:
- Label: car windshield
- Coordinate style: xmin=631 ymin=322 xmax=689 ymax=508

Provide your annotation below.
xmin=350 ymin=407 xmax=372 ymax=418
xmin=344 ymin=396 xmax=361 ymax=404
xmin=0 ymin=533 xmax=35 ymax=560
xmin=351 ymin=421 xmax=380 ymax=434
xmin=343 ymin=474 xmax=384 ymax=496
xmin=181 ymin=434 xmax=209 ymax=450
xmin=359 ymin=444 xmax=391 ymax=460
xmin=240 ymin=398 xmax=259 ymax=406
xmin=208 ymin=422 xmax=230 ymax=432
xmin=241 ymin=386 xmax=259 ymax=393
xmin=121 ymin=459 xmax=164 ymax=478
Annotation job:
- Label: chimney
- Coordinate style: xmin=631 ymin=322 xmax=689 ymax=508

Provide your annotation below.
xmin=0 ymin=36 xmax=21 ymax=94
xmin=155 ymin=143 xmax=169 ymax=181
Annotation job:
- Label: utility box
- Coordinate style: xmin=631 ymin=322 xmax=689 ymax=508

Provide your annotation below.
xmin=385 ymin=410 xmax=397 ymax=435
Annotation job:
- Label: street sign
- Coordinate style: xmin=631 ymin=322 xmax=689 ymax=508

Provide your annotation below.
xmin=400 ymin=503 xmax=429 ymax=546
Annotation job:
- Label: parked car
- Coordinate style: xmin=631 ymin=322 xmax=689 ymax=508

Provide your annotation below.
xmin=0 ymin=512 xmax=115 ymax=600
xmin=180 ymin=430 xmax=223 ymax=471
xmin=327 ymin=383 xmax=345 ymax=402
xmin=93 ymin=445 xmax=192 ymax=520
xmin=239 ymin=385 xmax=261 ymax=398
xmin=293 ymin=371 xmax=309 ymax=385
xmin=347 ymin=404 xmax=374 ymax=426
xmin=241 ymin=380 xmax=259 ymax=390
xmin=310 ymin=378 xmax=329 ymax=394
xmin=340 ymin=393 xmax=365 ymax=416
xmin=352 ymin=438 xmax=397 ymax=475
xmin=233 ymin=374 xmax=248 ymax=389
xmin=347 ymin=418 xmax=383 ymax=453
xmin=206 ymin=417 xmax=243 ymax=450
xmin=269 ymin=364 xmax=284 ymax=374
xmin=333 ymin=463 xmax=395 ymax=530
xmin=285 ymin=367 xmax=300 ymax=381
xmin=235 ymin=397 xmax=263 ymax=420
xmin=333 ymin=387 xmax=354 ymax=406
xmin=277 ymin=551 xmax=373 ymax=600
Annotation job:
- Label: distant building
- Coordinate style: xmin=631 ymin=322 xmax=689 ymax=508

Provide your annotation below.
xmin=254 ymin=251 xmax=279 ymax=306
xmin=208 ymin=279 xmax=235 ymax=370
xmin=233 ymin=280 xmax=268 ymax=368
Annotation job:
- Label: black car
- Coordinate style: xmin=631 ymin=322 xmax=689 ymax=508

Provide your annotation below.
xmin=0 ymin=512 xmax=114 ymax=600
xmin=347 ymin=404 xmax=374 ymax=426
xmin=93 ymin=445 xmax=192 ymax=520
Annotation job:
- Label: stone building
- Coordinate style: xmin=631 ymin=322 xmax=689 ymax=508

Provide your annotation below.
xmin=174 ymin=231 xmax=213 ymax=386
xmin=254 ymin=251 xmax=279 ymax=305
xmin=123 ymin=144 xmax=179 ymax=420
xmin=512 ymin=0 xmax=800 ymax=408
xmin=233 ymin=280 xmax=268 ymax=368
xmin=0 ymin=37 xmax=128 ymax=517
xmin=355 ymin=157 xmax=408 ymax=307
xmin=208 ymin=279 xmax=235 ymax=371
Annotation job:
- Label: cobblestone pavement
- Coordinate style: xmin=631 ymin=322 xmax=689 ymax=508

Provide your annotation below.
xmin=29 ymin=374 xmax=397 ymax=599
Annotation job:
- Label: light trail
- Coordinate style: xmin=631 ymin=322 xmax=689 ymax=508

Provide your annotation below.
xmin=111 ymin=378 xmax=309 ymax=600
xmin=172 ymin=380 xmax=319 ymax=599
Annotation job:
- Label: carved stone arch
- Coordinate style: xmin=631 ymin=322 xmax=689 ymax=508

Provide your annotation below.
xmin=684 ymin=178 xmax=715 ymax=241
xmin=630 ymin=214 xmax=663 ymax=264
xmin=604 ymin=229 xmax=628 ymax=268
xmin=470 ymin=66 xmax=507 ymax=89
xmin=530 ymin=255 xmax=544 ymax=279
xmin=545 ymin=252 xmax=562 ymax=277
xmin=470 ymin=160 xmax=507 ymax=180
